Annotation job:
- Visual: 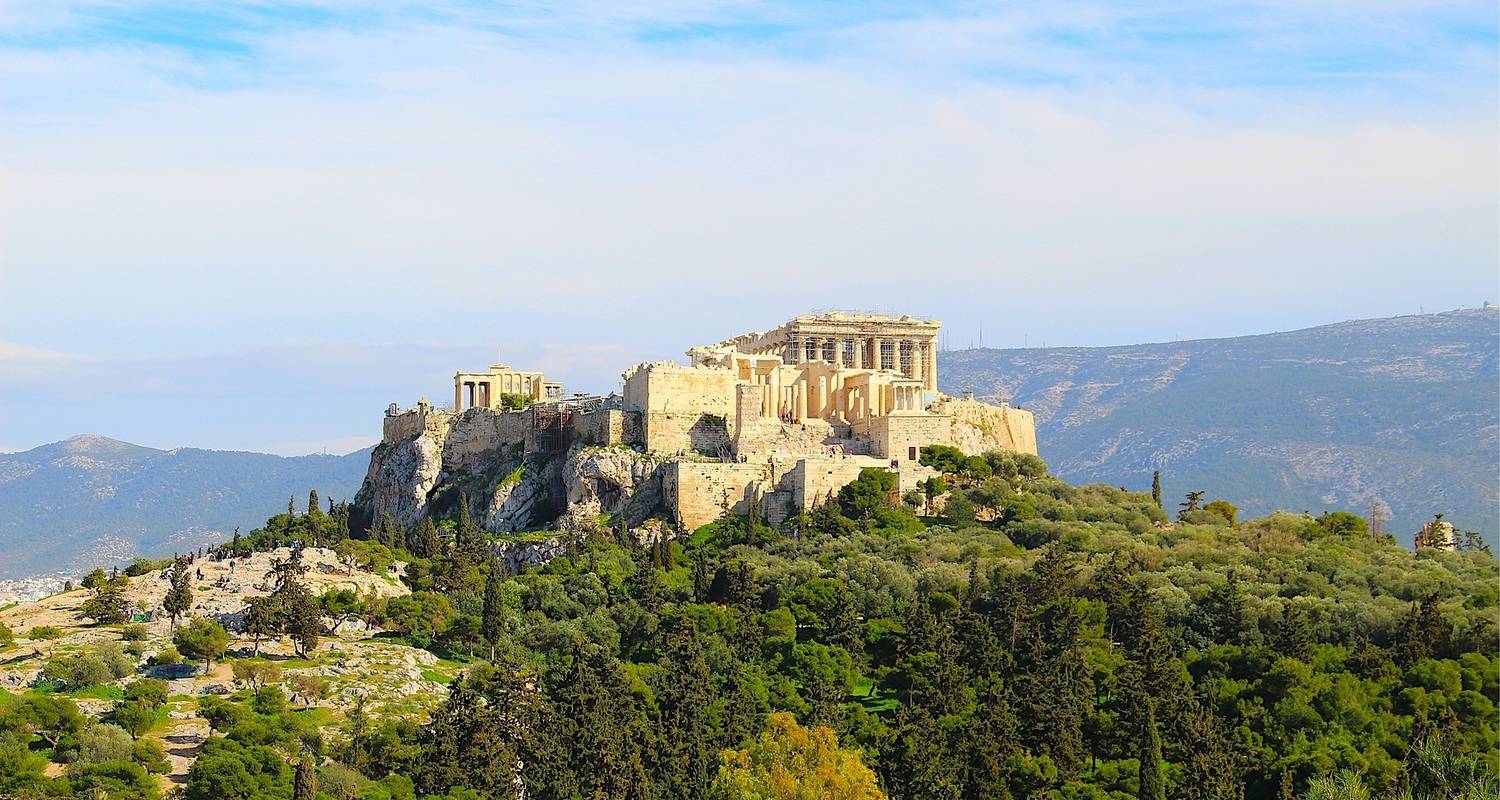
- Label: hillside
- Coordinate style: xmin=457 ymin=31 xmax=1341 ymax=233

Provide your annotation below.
xmin=939 ymin=308 xmax=1499 ymax=544
xmin=0 ymin=461 xmax=1493 ymax=799
xmin=0 ymin=436 xmax=371 ymax=579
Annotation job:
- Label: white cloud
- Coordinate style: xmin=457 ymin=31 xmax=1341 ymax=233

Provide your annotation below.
xmin=0 ymin=0 xmax=1493 ymax=448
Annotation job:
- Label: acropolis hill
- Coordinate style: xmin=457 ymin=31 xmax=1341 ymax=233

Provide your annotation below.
xmin=352 ymin=312 xmax=1037 ymax=538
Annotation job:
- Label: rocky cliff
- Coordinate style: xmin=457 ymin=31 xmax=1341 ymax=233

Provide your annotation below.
xmin=352 ymin=407 xmax=669 ymax=537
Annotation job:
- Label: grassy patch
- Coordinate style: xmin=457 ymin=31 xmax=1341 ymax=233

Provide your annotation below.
xmin=69 ymin=684 xmax=125 ymax=701
xmin=421 ymin=669 xmax=453 ymax=685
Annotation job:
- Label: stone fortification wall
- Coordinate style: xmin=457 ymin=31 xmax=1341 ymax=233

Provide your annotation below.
xmin=791 ymin=456 xmax=880 ymax=508
xmin=443 ymin=408 xmax=529 ymax=473
xmin=624 ymin=363 xmax=739 ymax=414
xmin=571 ymin=409 xmax=626 ymax=448
xmin=625 ymin=363 xmax=741 ymax=455
xmin=383 ymin=408 xmax=453 ymax=444
xmin=664 ymin=461 xmax=774 ymax=530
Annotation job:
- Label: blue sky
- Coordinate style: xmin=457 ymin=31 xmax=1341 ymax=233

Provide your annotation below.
xmin=1 ymin=0 xmax=1496 ymax=454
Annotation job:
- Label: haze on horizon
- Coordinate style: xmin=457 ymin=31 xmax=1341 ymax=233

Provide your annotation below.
xmin=2 ymin=1 xmax=1496 ymax=455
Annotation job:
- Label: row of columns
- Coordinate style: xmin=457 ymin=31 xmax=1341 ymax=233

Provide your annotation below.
xmin=784 ymin=335 xmax=937 ymax=390
xmin=454 ymin=373 xmax=543 ymax=411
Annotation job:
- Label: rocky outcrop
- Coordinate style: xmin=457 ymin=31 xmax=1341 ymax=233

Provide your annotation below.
xmin=483 ymin=454 xmax=564 ymax=532
xmin=356 ymin=407 xmax=676 ymax=540
xmin=358 ymin=435 xmax=443 ymax=529
xmin=562 ymin=446 xmax=668 ymax=527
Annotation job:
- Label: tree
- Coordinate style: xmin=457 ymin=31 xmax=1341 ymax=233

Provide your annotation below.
xmin=82 ymin=567 xmax=107 ymax=590
xmin=82 ymin=576 xmax=130 ymax=625
xmin=1178 ymin=490 xmax=1205 ymax=520
xmin=655 ymin=620 xmax=716 ymax=800
xmin=174 ymin=617 xmax=229 ymax=671
xmin=1151 ymin=470 xmax=1162 ymax=509
xmin=1137 ymin=698 xmax=1166 ymax=800
xmin=481 ymin=559 xmax=505 ymax=661
xmin=921 ymin=476 xmax=947 ymax=516
xmin=163 ymin=557 xmax=194 ymax=628
xmin=713 ymin=711 xmax=885 ymax=800
xmin=231 ymin=660 xmax=281 ymax=692
xmin=293 ymin=755 xmax=316 ymax=800
xmin=288 ymin=674 xmax=328 ymax=706
xmin=243 ymin=596 xmax=276 ymax=658
xmin=454 ymin=501 xmax=487 ymax=561
xmin=16 ymin=694 xmax=84 ymax=748
xmin=408 ymin=518 xmax=442 ymax=559
xmin=627 ymin=540 xmax=664 ymax=611
xmin=1204 ymin=499 xmax=1238 ymax=525
xmin=113 ymin=700 xmax=158 ymax=739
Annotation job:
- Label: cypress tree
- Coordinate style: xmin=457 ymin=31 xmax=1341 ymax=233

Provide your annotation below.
xmin=1138 ymin=697 xmax=1166 ymax=800
xmin=293 ymin=755 xmax=316 ymax=800
xmin=482 ymin=558 xmax=505 ymax=662
xmin=408 ymin=518 xmax=441 ymax=559
xmin=653 ymin=619 xmax=715 ymax=800
xmin=691 ymin=548 xmax=713 ymax=603
xmin=288 ymin=494 xmax=297 ymax=517
xmin=1151 ymin=470 xmax=1162 ymax=509
xmin=455 ymin=500 xmax=486 ymax=561
xmin=627 ymin=540 xmax=663 ymax=612
xmin=307 ymin=489 xmax=322 ymax=518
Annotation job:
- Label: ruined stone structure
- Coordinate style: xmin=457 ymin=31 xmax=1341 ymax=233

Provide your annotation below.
xmin=355 ymin=311 xmax=1038 ymax=540
xmin=454 ymin=364 xmax=562 ymax=411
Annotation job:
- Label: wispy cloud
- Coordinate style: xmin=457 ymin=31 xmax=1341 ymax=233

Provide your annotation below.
xmin=0 ymin=1 xmax=1494 ymax=451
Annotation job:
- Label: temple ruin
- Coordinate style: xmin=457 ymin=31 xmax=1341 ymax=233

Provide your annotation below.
xmin=368 ymin=311 xmax=1038 ymax=534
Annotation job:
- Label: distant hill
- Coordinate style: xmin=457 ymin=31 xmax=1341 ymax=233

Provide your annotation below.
xmin=940 ymin=308 xmax=1499 ymax=545
xmin=0 ymin=435 xmax=370 ymax=579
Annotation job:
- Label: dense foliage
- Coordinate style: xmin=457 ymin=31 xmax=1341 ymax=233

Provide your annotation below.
xmin=2 ymin=448 xmax=1495 ymax=799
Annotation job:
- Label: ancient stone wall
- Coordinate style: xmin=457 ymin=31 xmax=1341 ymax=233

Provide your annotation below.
xmin=383 ymin=408 xmax=453 ymax=444
xmin=664 ymin=461 xmax=773 ymax=530
xmin=443 ymin=408 xmax=530 ymax=473
xmin=570 ymin=409 xmax=625 ymax=448
xmin=642 ymin=412 xmax=731 ymax=456
xmin=789 ymin=455 xmax=887 ymax=508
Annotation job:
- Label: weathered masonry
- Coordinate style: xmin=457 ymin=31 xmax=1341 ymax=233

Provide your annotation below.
xmin=454 ymin=364 xmax=562 ymax=411
xmin=365 ymin=311 xmax=1038 ymax=536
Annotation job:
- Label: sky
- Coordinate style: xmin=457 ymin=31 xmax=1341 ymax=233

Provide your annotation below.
xmin=1 ymin=0 xmax=1496 ymax=454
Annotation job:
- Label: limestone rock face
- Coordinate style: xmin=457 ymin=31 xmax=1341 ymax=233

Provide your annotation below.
xmin=361 ymin=435 xmax=443 ymax=529
xmin=563 ymin=446 xmax=667 ymax=522
xmin=483 ymin=455 xmax=563 ymax=532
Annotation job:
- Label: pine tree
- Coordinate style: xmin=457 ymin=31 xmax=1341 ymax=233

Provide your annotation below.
xmin=1178 ymin=490 xmax=1205 ymax=520
xmin=1138 ymin=698 xmax=1166 ymax=800
xmin=482 ymin=558 xmax=505 ymax=662
xmin=162 ymin=557 xmax=193 ymax=628
xmin=293 ymin=755 xmax=316 ymax=800
xmin=1151 ymin=470 xmax=1162 ymax=509
xmin=230 ymin=527 xmax=243 ymax=557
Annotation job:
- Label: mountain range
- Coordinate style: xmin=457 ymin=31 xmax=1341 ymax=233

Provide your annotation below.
xmin=0 ymin=436 xmax=370 ymax=579
xmin=939 ymin=307 xmax=1498 ymax=545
